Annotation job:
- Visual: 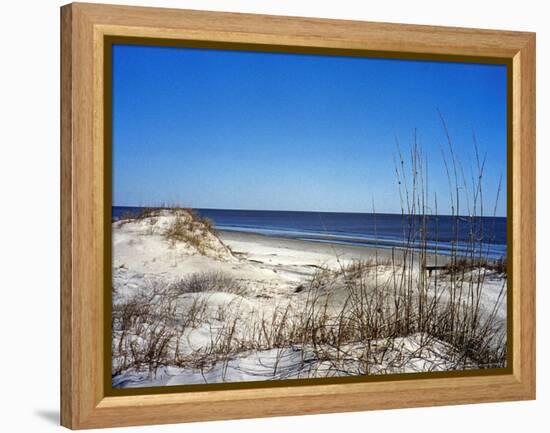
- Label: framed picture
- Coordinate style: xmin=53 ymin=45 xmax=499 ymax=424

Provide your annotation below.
xmin=60 ymin=2 xmax=535 ymax=429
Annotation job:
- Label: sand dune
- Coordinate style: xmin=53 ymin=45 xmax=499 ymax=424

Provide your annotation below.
xmin=111 ymin=210 xmax=507 ymax=388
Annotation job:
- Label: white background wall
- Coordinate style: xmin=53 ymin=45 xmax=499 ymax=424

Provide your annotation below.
xmin=0 ymin=0 xmax=546 ymax=431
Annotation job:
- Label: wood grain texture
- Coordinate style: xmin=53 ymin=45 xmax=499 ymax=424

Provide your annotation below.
xmin=60 ymin=2 xmax=536 ymax=429
xmin=60 ymin=4 xmax=73 ymax=428
xmin=512 ymin=35 xmax=536 ymax=395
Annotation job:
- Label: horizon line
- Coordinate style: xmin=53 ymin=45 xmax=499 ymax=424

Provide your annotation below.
xmin=112 ymin=204 xmax=507 ymax=219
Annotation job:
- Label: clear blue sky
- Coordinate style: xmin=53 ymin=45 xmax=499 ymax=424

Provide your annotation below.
xmin=112 ymin=44 xmax=507 ymax=216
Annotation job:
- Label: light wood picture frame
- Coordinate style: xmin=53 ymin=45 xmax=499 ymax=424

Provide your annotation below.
xmin=60 ymin=2 xmax=535 ymax=429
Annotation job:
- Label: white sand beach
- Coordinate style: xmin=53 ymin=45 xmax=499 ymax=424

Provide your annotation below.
xmin=111 ymin=209 xmax=507 ymax=388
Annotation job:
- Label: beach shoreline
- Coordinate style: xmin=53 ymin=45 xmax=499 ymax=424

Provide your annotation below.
xmin=218 ymin=229 xmax=451 ymax=267
xmin=112 ymin=206 xmax=507 ymax=260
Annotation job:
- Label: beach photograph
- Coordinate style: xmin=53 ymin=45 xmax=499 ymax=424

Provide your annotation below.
xmin=110 ymin=44 xmax=508 ymax=389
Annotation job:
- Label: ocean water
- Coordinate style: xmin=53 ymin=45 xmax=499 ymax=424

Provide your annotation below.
xmin=112 ymin=207 xmax=507 ymax=259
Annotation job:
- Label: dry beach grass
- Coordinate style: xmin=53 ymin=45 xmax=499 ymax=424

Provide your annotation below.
xmin=111 ymin=215 xmax=506 ymax=386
